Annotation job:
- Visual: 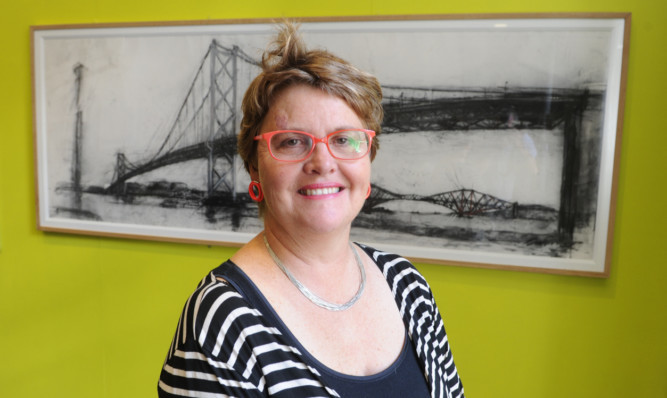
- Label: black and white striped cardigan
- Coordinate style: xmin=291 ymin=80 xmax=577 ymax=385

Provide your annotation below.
xmin=158 ymin=244 xmax=464 ymax=398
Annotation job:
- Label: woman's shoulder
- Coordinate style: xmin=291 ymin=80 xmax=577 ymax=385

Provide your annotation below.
xmin=161 ymin=262 xmax=318 ymax=396
xmin=188 ymin=264 xmax=246 ymax=313
xmin=179 ymin=262 xmax=274 ymax=355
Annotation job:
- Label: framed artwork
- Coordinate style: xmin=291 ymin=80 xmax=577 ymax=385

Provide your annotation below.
xmin=32 ymin=13 xmax=630 ymax=276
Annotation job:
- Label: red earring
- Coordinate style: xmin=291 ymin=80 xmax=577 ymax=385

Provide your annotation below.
xmin=366 ymin=185 xmax=372 ymax=199
xmin=249 ymin=181 xmax=264 ymax=202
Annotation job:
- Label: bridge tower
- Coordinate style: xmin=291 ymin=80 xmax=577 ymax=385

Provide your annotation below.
xmin=71 ymin=63 xmax=84 ymax=209
xmin=110 ymin=153 xmax=131 ymax=195
xmin=206 ymin=41 xmax=242 ymax=201
xmin=195 ymin=39 xmax=260 ymax=202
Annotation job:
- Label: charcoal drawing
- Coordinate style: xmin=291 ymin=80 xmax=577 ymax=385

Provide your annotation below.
xmin=33 ymin=17 xmax=627 ymax=273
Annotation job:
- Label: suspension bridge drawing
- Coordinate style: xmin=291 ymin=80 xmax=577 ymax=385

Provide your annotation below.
xmin=32 ymin=17 xmax=627 ymax=274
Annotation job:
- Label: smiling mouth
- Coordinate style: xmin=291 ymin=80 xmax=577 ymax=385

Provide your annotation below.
xmin=299 ymin=187 xmax=341 ymax=196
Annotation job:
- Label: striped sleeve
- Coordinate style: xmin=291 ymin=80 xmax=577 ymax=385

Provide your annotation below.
xmin=359 ymin=245 xmax=465 ymax=398
xmin=158 ymin=272 xmax=337 ymax=397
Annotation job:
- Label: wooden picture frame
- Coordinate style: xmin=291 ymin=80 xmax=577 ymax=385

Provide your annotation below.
xmin=32 ymin=13 xmax=630 ymax=276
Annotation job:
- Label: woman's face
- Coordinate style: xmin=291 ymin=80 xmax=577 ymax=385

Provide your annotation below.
xmin=252 ymin=84 xmax=371 ymax=236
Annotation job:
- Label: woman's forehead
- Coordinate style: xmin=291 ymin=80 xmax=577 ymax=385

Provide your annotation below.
xmin=263 ymin=86 xmax=360 ymax=131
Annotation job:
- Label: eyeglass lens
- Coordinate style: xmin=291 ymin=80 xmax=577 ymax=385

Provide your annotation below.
xmin=269 ymin=131 xmax=371 ymax=161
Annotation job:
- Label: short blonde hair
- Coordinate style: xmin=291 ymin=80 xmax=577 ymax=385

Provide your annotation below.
xmin=237 ymin=21 xmax=383 ymax=173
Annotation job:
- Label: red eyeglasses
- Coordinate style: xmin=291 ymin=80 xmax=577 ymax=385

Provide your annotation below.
xmin=254 ymin=129 xmax=376 ymax=162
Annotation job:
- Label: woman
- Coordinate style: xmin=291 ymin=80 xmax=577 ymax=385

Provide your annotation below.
xmin=159 ymin=22 xmax=464 ymax=398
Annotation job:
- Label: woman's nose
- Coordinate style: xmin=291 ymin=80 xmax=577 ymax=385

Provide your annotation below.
xmin=304 ymin=141 xmax=336 ymax=174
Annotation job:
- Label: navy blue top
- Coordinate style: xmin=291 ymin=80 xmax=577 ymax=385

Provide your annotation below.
xmin=311 ymin=331 xmax=431 ymax=398
xmin=223 ymin=260 xmax=432 ymax=398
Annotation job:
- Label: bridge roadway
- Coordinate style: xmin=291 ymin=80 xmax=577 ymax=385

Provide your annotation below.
xmin=106 ymin=134 xmax=237 ymax=194
xmin=382 ymin=88 xmax=599 ymax=132
xmin=108 ymin=87 xmax=597 ymax=192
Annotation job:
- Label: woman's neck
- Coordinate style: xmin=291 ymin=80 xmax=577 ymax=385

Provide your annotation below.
xmin=262 ymin=221 xmax=357 ymax=283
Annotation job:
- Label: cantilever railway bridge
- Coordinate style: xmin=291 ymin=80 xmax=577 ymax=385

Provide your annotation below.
xmin=365 ymin=185 xmax=516 ymax=217
xmin=89 ymin=39 xmax=599 ymax=240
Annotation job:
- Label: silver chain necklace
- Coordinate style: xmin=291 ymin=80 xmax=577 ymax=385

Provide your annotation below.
xmin=262 ymin=234 xmax=366 ymax=312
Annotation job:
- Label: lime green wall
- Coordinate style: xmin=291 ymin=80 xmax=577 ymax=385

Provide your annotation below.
xmin=1 ymin=1 xmax=665 ymax=397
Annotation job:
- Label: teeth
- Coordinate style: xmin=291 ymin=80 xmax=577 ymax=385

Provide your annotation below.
xmin=303 ymin=187 xmax=340 ymax=196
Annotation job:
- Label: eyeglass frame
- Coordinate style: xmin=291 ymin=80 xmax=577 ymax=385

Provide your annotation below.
xmin=253 ymin=129 xmax=376 ymax=162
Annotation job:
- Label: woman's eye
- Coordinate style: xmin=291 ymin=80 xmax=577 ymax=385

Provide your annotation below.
xmin=333 ymin=135 xmax=363 ymax=151
xmin=333 ymin=137 xmax=349 ymax=145
xmin=284 ymin=138 xmax=302 ymax=146
xmin=274 ymin=134 xmax=311 ymax=152
xmin=278 ymin=136 xmax=305 ymax=147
